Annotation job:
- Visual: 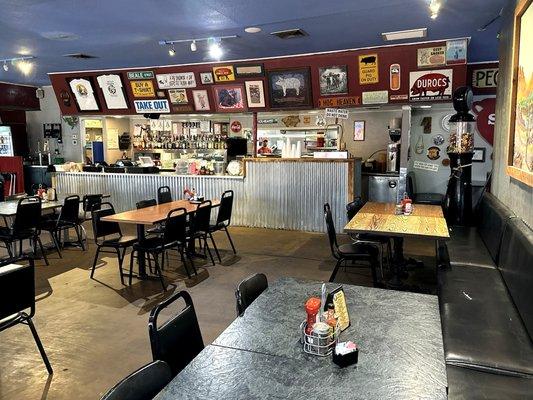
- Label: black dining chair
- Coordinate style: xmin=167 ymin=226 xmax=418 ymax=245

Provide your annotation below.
xmin=235 ymin=273 xmax=268 ymax=316
xmin=346 ymin=198 xmax=392 ymax=276
xmin=0 ymin=196 xmax=49 ymax=265
xmin=136 ymin=199 xmax=164 ymax=237
xmin=100 ymin=360 xmax=172 ymax=400
xmin=189 ymin=200 xmax=215 ymax=266
xmin=149 ymin=290 xmax=204 ymax=377
xmin=90 ymin=202 xmax=137 ymax=285
xmin=40 ymin=195 xmax=85 ymax=256
xmin=78 ymin=194 xmax=104 ymax=247
xmin=324 ymin=203 xmax=380 ymax=285
xmin=209 ymin=190 xmax=236 ymax=261
xmin=0 ymin=257 xmax=52 ymax=374
xmin=157 ymin=186 xmax=173 ymax=204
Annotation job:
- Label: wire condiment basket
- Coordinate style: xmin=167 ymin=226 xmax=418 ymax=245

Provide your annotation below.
xmin=300 ymin=320 xmax=340 ymax=357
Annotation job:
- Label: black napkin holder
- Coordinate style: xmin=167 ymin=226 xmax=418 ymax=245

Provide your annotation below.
xmin=332 ymin=347 xmax=358 ymax=368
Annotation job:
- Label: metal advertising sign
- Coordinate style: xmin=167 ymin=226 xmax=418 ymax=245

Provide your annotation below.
xmin=130 ymin=80 xmax=155 ymax=98
xmin=156 ymin=72 xmax=196 ymax=89
xmin=471 ymin=68 xmax=498 ymax=89
xmin=362 ymin=90 xmax=389 ymax=105
xmin=417 ymin=46 xmax=446 ymax=68
xmin=127 ymin=71 xmax=154 ymax=80
xmin=358 ymin=54 xmax=379 ymax=84
xmin=133 ymin=99 xmax=170 ymax=113
xmin=212 ymin=66 xmax=236 ymax=82
xmin=325 ymin=108 xmax=349 ymax=119
xmin=318 ymin=96 xmax=360 ymax=108
xmin=409 ymin=69 xmax=453 ymax=101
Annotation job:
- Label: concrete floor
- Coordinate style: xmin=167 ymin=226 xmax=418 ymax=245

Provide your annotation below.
xmin=0 ymin=225 xmax=437 ymax=400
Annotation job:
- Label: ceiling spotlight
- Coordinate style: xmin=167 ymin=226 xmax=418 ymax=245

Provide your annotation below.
xmin=190 ymin=40 xmax=197 ymax=52
xmin=168 ymin=47 xmax=176 ymax=56
xmin=209 ymin=41 xmax=223 ymax=60
xmin=17 ymin=60 xmax=33 ymax=75
xmin=245 ymin=27 xmax=262 ymax=34
xmin=2 ymin=62 xmax=8 ymax=72
xmin=428 ymin=0 xmax=441 ymax=19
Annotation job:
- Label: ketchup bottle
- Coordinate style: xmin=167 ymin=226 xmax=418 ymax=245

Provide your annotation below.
xmin=305 ymin=297 xmax=321 ymax=335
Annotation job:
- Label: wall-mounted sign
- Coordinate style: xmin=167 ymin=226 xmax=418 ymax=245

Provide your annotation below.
xmin=325 ymin=108 xmax=349 ymax=119
xmin=212 ymin=65 xmax=236 ymax=82
xmin=172 ymin=105 xmax=194 ymax=113
xmin=97 ymin=74 xmax=128 ymax=109
xmin=414 ymin=160 xmax=439 ymax=172
xmin=318 ymin=96 xmax=360 ymax=108
xmin=150 ymin=119 xmax=172 ymax=131
xmin=409 ymin=69 xmax=453 ymax=101
xmin=168 ymin=89 xmax=188 ymax=105
xmin=472 ymin=97 xmax=496 ymax=146
xmin=417 ymin=46 xmax=446 ymax=68
xmin=446 ymin=39 xmax=467 ymax=65
xmin=358 ymin=54 xmax=379 ymax=84
xmin=156 ymin=72 xmax=196 ymax=89
xmin=389 ymin=64 xmax=400 ymax=91
xmin=107 ymin=128 xmax=119 ymax=149
xmin=258 ymin=118 xmax=278 ymax=124
xmin=472 ymin=68 xmax=498 ymax=89
xmin=130 ymin=80 xmax=155 ymax=98
xmin=362 ymin=90 xmax=389 ymax=105
xmin=235 ymin=64 xmax=264 ymax=77
xmin=127 ymin=71 xmax=154 ymax=80
xmin=390 ymin=94 xmax=408 ymax=101
xmin=230 ymin=120 xmax=242 ymax=133
xmin=133 ymin=99 xmax=170 ymax=114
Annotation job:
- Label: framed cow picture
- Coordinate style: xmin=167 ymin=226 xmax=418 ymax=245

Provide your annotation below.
xmin=267 ymin=68 xmax=312 ymax=109
xmin=318 ymin=65 xmax=348 ymax=95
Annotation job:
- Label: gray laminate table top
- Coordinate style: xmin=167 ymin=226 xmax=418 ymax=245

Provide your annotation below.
xmin=0 ymin=194 xmax=110 ymax=217
xmin=155 ymin=277 xmax=447 ymax=400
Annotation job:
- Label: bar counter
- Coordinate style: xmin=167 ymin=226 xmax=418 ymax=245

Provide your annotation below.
xmin=54 ymin=158 xmax=361 ymax=232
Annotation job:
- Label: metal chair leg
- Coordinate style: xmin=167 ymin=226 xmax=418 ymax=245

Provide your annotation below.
xmin=203 ymin=236 xmax=215 ymax=266
xmin=90 ymin=247 xmax=101 ymax=279
xmin=152 ymin=252 xmax=166 ymax=291
xmin=75 ymin=225 xmax=85 ymax=251
xmin=329 ymin=259 xmax=343 ymax=282
xmin=26 ymin=317 xmax=53 ymax=374
xmin=129 ymin=249 xmax=136 ymax=286
xmin=223 ymin=226 xmax=236 ymax=254
xmin=178 ymin=247 xmax=192 ymax=279
xmin=50 ymin=232 xmax=62 ymax=258
xmin=115 ymin=248 xmax=124 ymax=285
xmin=209 ymin=232 xmax=222 ymax=263
xmin=36 ymin=236 xmax=49 ymax=266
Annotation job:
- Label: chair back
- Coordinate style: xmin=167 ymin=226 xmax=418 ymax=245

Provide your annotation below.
xmin=157 ymin=186 xmax=172 ymax=204
xmin=406 ymin=172 xmax=416 ymax=198
xmin=235 ymin=273 xmax=268 ymax=316
xmin=59 ymin=195 xmax=80 ymax=224
xmin=191 ymin=200 xmax=212 ymax=234
xmin=100 ymin=360 xmax=172 ymax=400
xmin=149 ymin=291 xmax=204 ymax=377
xmin=0 ymin=257 xmax=35 ymax=322
xmin=163 ymin=208 xmax=187 ymax=245
xmin=92 ymin=203 xmax=121 ymax=240
xmin=216 ymin=190 xmax=234 ymax=226
xmin=136 ymin=199 xmax=157 ymax=209
xmin=323 ymin=203 xmax=339 ymax=257
xmin=346 ymin=197 xmax=365 ymax=221
xmin=12 ymin=197 xmax=41 ymax=234
xmin=83 ymin=194 xmax=103 ymax=213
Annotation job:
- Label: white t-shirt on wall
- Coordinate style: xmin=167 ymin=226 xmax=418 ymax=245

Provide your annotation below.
xmin=69 ymin=78 xmax=99 ymax=111
xmin=97 ymin=74 xmax=128 ymax=109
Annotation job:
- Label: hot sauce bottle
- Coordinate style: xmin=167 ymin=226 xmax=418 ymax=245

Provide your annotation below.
xmin=305 ymin=298 xmax=321 ymax=335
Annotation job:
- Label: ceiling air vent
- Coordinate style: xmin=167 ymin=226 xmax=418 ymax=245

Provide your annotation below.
xmin=270 ymin=29 xmax=308 ymax=39
xmin=63 ymin=53 xmax=98 ymax=59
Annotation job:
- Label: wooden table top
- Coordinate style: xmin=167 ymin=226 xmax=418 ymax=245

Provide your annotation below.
xmin=102 ymin=199 xmax=220 ymax=225
xmin=344 ymin=202 xmax=450 ymax=239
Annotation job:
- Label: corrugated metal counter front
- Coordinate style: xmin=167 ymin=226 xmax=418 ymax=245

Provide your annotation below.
xmin=55 ymin=159 xmax=357 ymax=232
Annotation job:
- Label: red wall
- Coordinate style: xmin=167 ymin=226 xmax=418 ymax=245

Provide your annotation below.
xmin=49 ymin=40 xmax=468 ymax=116
xmin=0 ymin=82 xmax=40 ymax=110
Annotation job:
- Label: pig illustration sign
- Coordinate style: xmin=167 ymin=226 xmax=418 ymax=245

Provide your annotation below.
xmin=409 ymin=69 xmax=453 ymax=101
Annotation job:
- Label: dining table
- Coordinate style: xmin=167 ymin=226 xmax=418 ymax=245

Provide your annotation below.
xmin=101 ymin=199 xmax=219 ymax=277
xmin=154 ymin=277 xmax=448 ymax=399
xmin=344 ymin=202 xmax=450 ymax=288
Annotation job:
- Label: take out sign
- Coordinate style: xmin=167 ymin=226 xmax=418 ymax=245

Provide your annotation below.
xmin=134 ymin=99 xmax=170 ymax=113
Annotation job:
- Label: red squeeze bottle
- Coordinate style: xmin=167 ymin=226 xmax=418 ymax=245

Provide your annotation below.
xmin=305 ymin=297 xmax=321 ymax=335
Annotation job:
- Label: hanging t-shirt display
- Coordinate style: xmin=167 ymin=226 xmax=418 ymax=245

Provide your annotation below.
xmin=97 ymin=74 xmax=128 ymax=109
xmin=69 ymin=78 xmax=99 ymax=111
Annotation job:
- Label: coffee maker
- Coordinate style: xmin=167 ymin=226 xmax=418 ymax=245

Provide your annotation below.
xmin=386 ymin=118 xmax=402 ymax=173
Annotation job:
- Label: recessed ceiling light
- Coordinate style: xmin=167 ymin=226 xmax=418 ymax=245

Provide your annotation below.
xmin=245 ymin=27 xmax=261 ymax=34
xmin=382 ymin=28 xmax=427 ymax=41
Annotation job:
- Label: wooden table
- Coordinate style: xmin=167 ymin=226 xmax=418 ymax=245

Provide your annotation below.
xmin=102 ymin=199 xmax=219 ymax=277
xmin=155 ymin=277 xmax=447 ymax=399
xmin=344 ymin=202 xmax=449 ymax=288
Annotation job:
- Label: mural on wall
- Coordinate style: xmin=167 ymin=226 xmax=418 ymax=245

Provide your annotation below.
xmin=510 ymin=0 xmax=533 ymax=184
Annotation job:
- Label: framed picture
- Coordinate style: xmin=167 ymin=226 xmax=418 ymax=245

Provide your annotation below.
xmin=168 ymin=89 xmax=188 ymax=105
xmin=508 ymin=0 xmax=533 ymax=186
xmin=192 ymin=90 xmax=210 ymax=111
xmin=353 ymin=121 xmax=365 ymax=141
xmin=212 ymin=65 xmax=235 ymax=82
xmin=472 ymin=147 xmax=486 ymax=162
xmin=235 ymin=63 xmax=264 ymax=77
xmin=267 ymin=68 xmax=312 ymax=109
xmin=245 ymin=80 xmax=266 ymax=108
xmin=318 ymin=65 xmax=348 ymax=95
xmin=200 ymin=72 xmax=214 ymax=85
xmin=212 ymin=84 xmax=247 ymax=112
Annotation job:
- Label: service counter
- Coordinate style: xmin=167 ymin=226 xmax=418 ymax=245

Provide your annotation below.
xmin=54 ymin=158 xmax=361 ymax=232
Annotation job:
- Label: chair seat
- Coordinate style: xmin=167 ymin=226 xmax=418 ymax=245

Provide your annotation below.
xmin=447 ymin=226 xmax=496 ymax=269
xmin=0 ymin=226 xmax=34 ymax=240
xmin=338 ymin=243 xmax=375 ymax=257
xmin=414 ymin=193 xmax=444 ymax=205
xmin=209 ymin=222 xmax=225 ymax=232
xmin=101 ymin=235 xmax=137 ymax=248
xmin=39 ymin=219 xmax=75 ymax=232
xmin=133 ymin=237 xmax=179 ymax=252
